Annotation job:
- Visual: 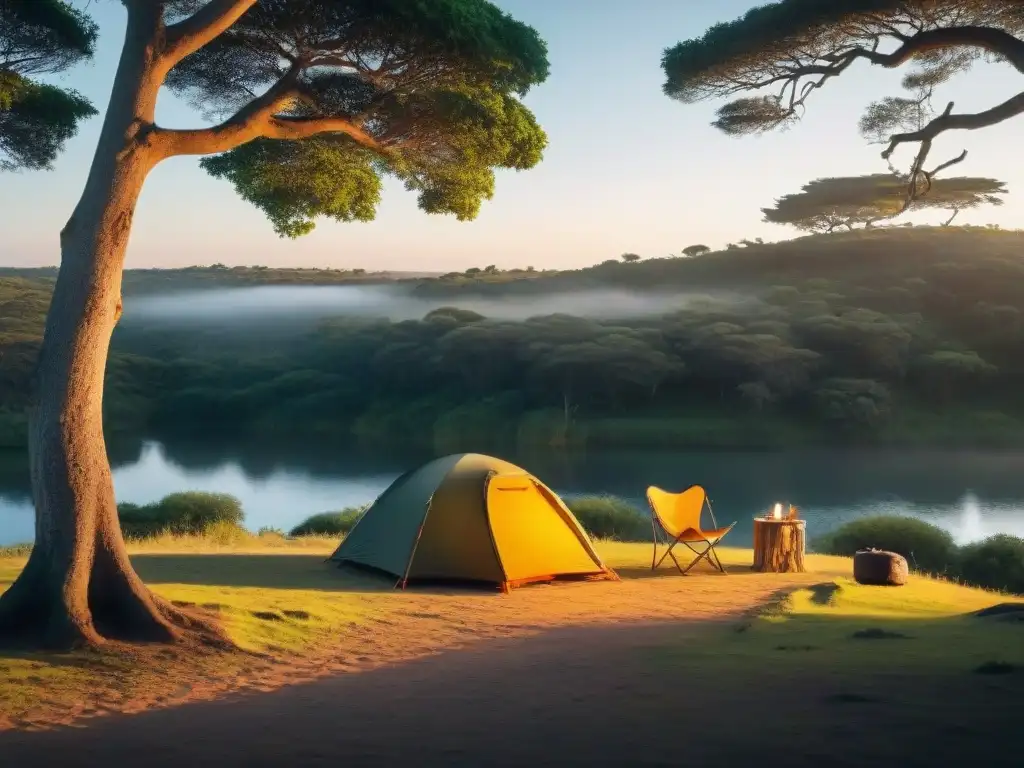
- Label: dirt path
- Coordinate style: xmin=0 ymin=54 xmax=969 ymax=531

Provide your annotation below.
xmin=2 ymin=617 xmax=1022 ymax=768
xmin=2 ymin=562 xmax=824 ymax=729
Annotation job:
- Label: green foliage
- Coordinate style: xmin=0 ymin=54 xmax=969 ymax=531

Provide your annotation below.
xmin=812 ymin=378 xmax=891 ymax=431
xmin=117 ymin=492 xmax=245 ymax=539
xmin=173 ymin=0 xmax=549 ymax=235
xmin=565 ymin=496 xmax=650 ymax=541
xmin=0 ymin=0 xmax=97 ymax=170
xmin=957 ymin=534 xmax=1024 ymax=594
xmin=289 ymin=508 xmax=367 ymax=537
xmin=4 ymin=227 xmax=1024 ymax=450
xmin=0 ymin=71 xmax=95 ymax=171
xmin=814 ymin=516 xmax=958 ymax=574
xmin=201 ymin=139 xmax=383 ymax=238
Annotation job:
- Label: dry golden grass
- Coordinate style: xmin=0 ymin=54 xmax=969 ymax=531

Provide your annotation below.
xmin=0 ymin=536 xmax=1017 ymax=732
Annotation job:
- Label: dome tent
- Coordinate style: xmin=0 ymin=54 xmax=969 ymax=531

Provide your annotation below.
xmin=330 ymin=453 xmax=617 ymax=591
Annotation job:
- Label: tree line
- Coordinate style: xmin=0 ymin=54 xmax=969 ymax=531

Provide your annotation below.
xmin=4 ymin=226 xmax=1024 ymax=453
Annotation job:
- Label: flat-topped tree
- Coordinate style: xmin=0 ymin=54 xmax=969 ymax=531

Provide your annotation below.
xmin=0 ymin=0 xmax=548 ymax=650
xmin=0 ymin=0 xmax=97 ymax=169
xmin=662 ymin=0 xmax=1024 ymax=206
xmin=915 ymin=175 xmax=1007 ymax=224
xmin=763 ymin=173 xmax=1007 ymax=232
xmin=765 ymin=175 xmax=907 ymax=233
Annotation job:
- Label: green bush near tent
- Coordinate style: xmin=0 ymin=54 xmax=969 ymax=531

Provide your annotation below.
xmin=117 ymin=491 xmax=245 ymax=539
xmin=566 ymin=495 xmax=650 ymax=542
xmin=290 ymin=508 xmax=367 ymax=537
xmin=956 ymin=534 xmax=1024 ymax=594
xmin=813 ymin=516 xmax=957 ymax=575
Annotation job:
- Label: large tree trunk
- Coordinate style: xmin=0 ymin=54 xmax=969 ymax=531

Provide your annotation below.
xmin=0 ymin=3 xmax=228 ymax=650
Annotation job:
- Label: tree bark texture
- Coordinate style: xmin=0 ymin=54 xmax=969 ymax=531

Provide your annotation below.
xmin=752 ymin=519 xmax=806 ymax=573
xmin=0 ymin=4 xmax=227 ymax=650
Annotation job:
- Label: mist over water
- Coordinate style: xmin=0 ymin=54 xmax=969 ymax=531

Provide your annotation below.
xmin=122 ymin=284 xmax=721 ymax=326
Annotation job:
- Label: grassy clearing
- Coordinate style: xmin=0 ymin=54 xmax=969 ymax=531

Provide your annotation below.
xmin=0 ymin=533 xmax=387 ymax=728
xmin=0 ymin=535 xmax=1017 ymax=731
xmin=656 ymin=573 xmax=1024 ymax=678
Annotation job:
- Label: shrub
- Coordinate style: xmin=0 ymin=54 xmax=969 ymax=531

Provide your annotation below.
xmin=290 ymin=507 xmax=367 ymax=537
xmin=118 ymin=491 xmax=245 ymax=539
xmin=957 ymin=534 xmax=1024 ymax=594
xmin=566 ymin=495 xmax=650 ymax=541
xmin=813 ymin=515 xmax=957 ymax=574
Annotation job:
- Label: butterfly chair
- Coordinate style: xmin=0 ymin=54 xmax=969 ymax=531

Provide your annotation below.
xmin=647 ymin=485 xmax=735 ymax=575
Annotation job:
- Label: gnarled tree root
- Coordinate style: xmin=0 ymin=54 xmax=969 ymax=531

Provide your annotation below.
xmin=0 ymin=545 xmax=234 ymax=651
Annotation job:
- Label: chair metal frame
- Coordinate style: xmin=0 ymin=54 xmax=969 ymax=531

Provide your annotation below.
xmin=648 ymin=487 xmax=735 ymax=575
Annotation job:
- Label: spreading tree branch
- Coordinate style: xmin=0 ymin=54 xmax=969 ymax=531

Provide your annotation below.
xmin=163 ymin=0 xmax=258 ymax=67
xmin=152 ymin=63 xmax=386 ymax=158
xmin=880 ymin=90 xmax=1024 ymax=208
xmin=882 ymin=92 xmax=1024 ymax=160
xmin=835 ymin=26 xmax=1024 ymax=76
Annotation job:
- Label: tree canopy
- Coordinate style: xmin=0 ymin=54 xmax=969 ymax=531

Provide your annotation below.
xmin=161 ymin=0 xmax=549 ymax=237
xmin=0 ymin=0 xmax=97 ymax=170
xmin=662 ymin=1 xmax=1024 ymax=204
xmin=763 ymin=173 xmax=1007 ymax=232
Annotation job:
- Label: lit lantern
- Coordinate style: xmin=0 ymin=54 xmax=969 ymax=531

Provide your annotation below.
xmin=772 ymin=502 xmax=783 ymax=520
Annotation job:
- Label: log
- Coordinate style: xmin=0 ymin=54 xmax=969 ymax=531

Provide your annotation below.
xmin=752 ymin=518 xmax=806 ymax=573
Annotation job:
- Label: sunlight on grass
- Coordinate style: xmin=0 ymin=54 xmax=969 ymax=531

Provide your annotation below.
xmin=2 ymin=537 xmax=1019 ymax=729
xmin=786 ymin=576 xmax=1018 ymax=620
xmin=655 ymin=575 xmax=1024 ymax=679
xmin=154 ymin=583 xmax=380 ymax=653
xmin=126 ymin=530 xmax=339 ymax=555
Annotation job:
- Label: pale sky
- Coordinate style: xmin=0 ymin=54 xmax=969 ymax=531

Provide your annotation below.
xmin=1 ymin=0 xmax=1021 ymax=271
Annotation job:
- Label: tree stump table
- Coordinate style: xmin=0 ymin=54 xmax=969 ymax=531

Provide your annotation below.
xmin=752 ymin=517 xmax=806 ymax=573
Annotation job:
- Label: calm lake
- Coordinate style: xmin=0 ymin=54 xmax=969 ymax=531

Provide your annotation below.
xmin=3 ymin=439 xmax=1024 ymax=548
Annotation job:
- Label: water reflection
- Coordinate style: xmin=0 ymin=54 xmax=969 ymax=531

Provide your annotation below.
xmin=2 ymin=440 xmax=1024 ymax=547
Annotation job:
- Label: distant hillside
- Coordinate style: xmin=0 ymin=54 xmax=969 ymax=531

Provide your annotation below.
xmin=412 ymin=226 xmax=1024 ymax=297
xmin=0 ymin=266 xmax=441 ymax=295
xmin=4 ymin=224 xmax=1024 ymax=451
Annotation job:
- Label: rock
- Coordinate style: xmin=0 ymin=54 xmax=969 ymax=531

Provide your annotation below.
xmin=853 ymin=548 xmax=908 ymax=586
xmin=975 ymin=602 xmax=1024 ymax=618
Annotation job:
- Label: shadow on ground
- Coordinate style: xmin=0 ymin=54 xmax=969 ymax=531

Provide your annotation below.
xmin=131 ymin=554 xmax=392 ymax=592
xmin=130 ymin=553 xmax=756 ymax=592
xmin=1 ymin=610 xmax=1022 ymax=768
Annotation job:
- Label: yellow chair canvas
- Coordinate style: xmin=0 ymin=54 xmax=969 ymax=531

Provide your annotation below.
xmin=646 ymin=485 xmax=735 ymax=575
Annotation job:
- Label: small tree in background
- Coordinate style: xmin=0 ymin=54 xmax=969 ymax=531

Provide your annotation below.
xmin=682 ymin=244 xmax=710 ymax=257
xmin=621 ymin=252 xmax=642 ymax=263
xmin=763 ymin=174 xmax=1008 ymax=233
xmin=764 ymin=175 xmax=905 ymax=233
xmin=662 ymin=1 xmax=1024 ymax=207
